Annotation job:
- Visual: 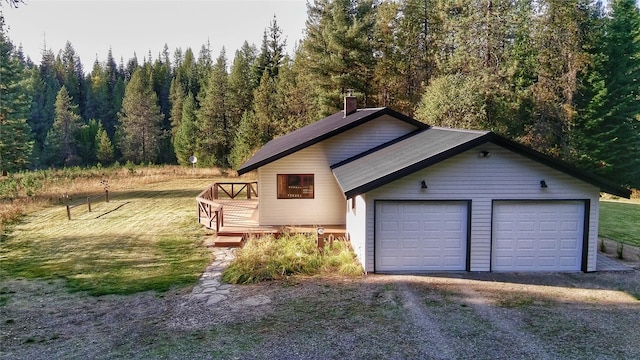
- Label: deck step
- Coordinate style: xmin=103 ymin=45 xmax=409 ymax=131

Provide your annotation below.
xmin=213 ymin=235 xmax=243 ymax=248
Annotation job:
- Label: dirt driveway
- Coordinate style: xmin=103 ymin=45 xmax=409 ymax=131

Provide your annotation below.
xmin=2 ymin=269 xmax=639 ymax=359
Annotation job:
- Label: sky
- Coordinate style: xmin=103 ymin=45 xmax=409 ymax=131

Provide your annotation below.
xmin=2 ymin=0 xmax=309 ymax=68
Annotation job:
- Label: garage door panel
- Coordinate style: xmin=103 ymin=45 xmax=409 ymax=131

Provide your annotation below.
xmin=376 ymin=201 xmax=468 ymax=272
xmin=492 ymin=201 xmax=584 ymax=272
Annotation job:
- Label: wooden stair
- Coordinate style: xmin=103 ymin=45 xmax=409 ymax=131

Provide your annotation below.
xmin=212 ymin=235 xmax=244 ymax=248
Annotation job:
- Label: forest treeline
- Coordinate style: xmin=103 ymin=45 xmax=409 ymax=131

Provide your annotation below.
xmin=1 ymin=0 xmax=639 ymax=188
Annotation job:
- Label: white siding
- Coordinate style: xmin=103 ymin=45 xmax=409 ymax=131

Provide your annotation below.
xmin=257 ymin=116 xmax=418 ymax=226
xmin=362 ymin=143 xmax=600 ymax=272
xmin=258 ymin=145 xmax=345 ymax=225
xmin=320 ymin=115 xmax=418 ymax=165
xmin=346 ymin=194 xmax=367 ymax=271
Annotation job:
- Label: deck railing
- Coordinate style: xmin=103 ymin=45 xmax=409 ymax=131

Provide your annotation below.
xmin=196 ymin=181 xmax=258 ymax=231
xmin=212 ymin=181 xmax=258 ymax=199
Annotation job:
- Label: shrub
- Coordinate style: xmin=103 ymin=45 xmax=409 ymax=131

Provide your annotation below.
xmin=222 ymin=233 xmax=363 ymax=284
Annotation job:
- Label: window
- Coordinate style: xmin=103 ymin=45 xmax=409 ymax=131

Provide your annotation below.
xmin=277 ymin=174 xmax=314 ymax=199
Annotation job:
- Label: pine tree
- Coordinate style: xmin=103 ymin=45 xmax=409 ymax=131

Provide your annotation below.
xmin=173 ymin=91 xmax=198 ymax=166
xmin=75 ymin=119 xmax=100 ymax=165
xmin=95 ymin=123 xmax=114 ymax=165
xmin=0 ymin=21 xmax=33 ymax=173
xmin=252 ymin=71 xmax=280 ymax=145
xmin=195 ymin=49 xmax=231 ymax=167
xmin=254 ymin=15 xmax=286 ymax=81
xmin=573 ymin=0 xmax=640 ymax=187
xmin=229 ymin=111 xmax=261 ymax=169
xmin=28 ymin=48 xmax=60 ymax=159
xmin=43 ymin=86 xmax=82 ymax=166
xmin=59 ymin=41 xmax=86 ymax=117
xmin=302 ymin=0 xmax=377 ymax=116
xmin=276 ymin=55 xmax=314 ymax=134
xmin=228 ymin=41 xmax=258 ymax=129
xmin=118 ymin=68 xmax=164 ymax=163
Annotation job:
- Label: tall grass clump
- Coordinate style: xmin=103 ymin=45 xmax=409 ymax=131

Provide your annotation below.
xmin=222 ymin=234 xmax=363 ymax=284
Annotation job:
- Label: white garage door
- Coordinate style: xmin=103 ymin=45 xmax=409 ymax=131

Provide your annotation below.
xmin=375 ymin=201 xmax=468 ymax=272
xmin=492 ymin=201 xmax=585 ymax=272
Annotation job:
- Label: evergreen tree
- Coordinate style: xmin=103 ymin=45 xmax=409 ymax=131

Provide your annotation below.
xmin=228 ymin=41 xmax=258 ymax=128
xmin=173 ymin=91 xmax=198 ymax=166
xmin=302 ymin=0 xmax=377 ymax=116
xmin=169 ymin=74 xmax=186 ymax=136
xmin=254 ymin=15 xmax=286 ymax=81
xmin=372 ymin=1 xmax=404 ymax=110
xmin=43 ymin=86 xmax=82 ymax=166
xmin=118 ymin=68 xmax=164 ymax=163
xmin=229 ymin=111 xmax=260 ymax=169
xmin=95 ymin=122 xmax=114 ymax=165
xmin=276 ymin=55 xmax=315 ymax=134
xmin=59 ymin=41 xmax=86 ymax=117
xmin=0 ymin=21 xmax=33 ymax=173
xmin=573 ymin=0 xmax=640 ymax=187
xmin=393 ymin=0 xmax=441 ymax=112
xmin=251 ymin=71 xmax=280 ymax=145
xmin=76 ymin=118 xmax=100 ymax=165
xmin=86 ymin=60 xmax=111 ymax=128
xmin=28 ymin=48 xmax=60 ymax=159
xmin=195 ymin=49 xmax=231 ymax=167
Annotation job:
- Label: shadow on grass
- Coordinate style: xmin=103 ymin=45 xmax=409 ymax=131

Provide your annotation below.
xmin=0 ymin=233 xmax=212 ymax=296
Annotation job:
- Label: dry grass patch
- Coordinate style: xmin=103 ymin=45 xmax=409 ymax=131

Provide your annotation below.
xmin=222 ymin=233 xmax=363 ymax=284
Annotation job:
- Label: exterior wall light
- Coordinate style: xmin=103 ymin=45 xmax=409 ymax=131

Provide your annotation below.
xmin=421 ymin=180 xmax=428 ymax=189
xmin=540 ymin=180 xmax=548 ymax=188
xmin=479 ymin=150 xmax=490 ymax=158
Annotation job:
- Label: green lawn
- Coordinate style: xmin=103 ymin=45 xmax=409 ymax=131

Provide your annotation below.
xmin=0 ymin=178 xmax=214 ymax=295
xmin=599 ymin=200 xmax=640 ymax=247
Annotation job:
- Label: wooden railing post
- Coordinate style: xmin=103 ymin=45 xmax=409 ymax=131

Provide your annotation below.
xmin=105 ymin=189 xmax=109 ymax=203
xmin=66 ymin=205 xmax=71 ymax=220
xmin=87 ymin=197 xmax=92 ymax=212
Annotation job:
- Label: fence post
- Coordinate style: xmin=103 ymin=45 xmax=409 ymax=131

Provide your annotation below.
xmin=87 ymin=197 xmax=92 ymax=212
xmin=66 ymin=205 xmax=71 ymax=220
xmin=247 ymin=182 xmax=251 ymax=199
xmin=213 ymin=184 xmax=218 ymax=199
xmin=105 ymin=189 xmax=109 ymax=203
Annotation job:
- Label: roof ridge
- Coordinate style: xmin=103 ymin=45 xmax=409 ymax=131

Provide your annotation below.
xmin=429 ymin=126 xmax=490 ymax=134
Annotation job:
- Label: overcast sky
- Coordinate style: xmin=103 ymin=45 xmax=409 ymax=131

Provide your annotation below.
xmin=3 ymin=0 xmax=309 ymax=68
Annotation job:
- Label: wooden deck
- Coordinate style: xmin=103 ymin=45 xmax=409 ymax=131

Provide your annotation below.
xmin=197 ymin=182 xmax=345 ymax=247
xmin=209 ymin=199 xmax=346 ymax=247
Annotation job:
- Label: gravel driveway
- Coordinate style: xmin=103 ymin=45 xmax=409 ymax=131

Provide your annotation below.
xmin=2 ymin=269 xmax=639 ymax=359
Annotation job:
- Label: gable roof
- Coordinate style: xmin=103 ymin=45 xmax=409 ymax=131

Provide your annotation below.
xmin=236 ymin=107 xmax=428 ymax=175
xmin=331 ymin=127 xmax=631 ymax=199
